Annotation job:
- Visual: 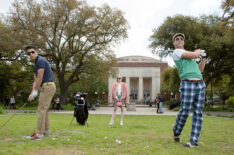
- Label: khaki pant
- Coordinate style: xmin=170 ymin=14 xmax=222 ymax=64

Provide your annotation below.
xmin=37 ymin=84 xmax=56 ymax=134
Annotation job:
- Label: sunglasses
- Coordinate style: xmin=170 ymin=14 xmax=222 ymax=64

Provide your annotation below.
xmin=27 ymin=51 xmax=35 ymax=55
xmin=175 ymin=37 xmax=184 ymax=41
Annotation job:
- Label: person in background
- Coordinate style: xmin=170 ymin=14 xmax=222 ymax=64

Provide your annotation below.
xmin=10 ymin=96 xmax=16 ymax=109
xmin=4 ymin=96 xmax=10 ymax=109
xmin=109 ymin=75 xmax=129 ymax=126
xmin=156 ymin=94 xmax=162 ymax=113
xmin=51 ymin=97 xmax=56 ymax=110
xmin=56 ymin=97 xmax=61 ymax=110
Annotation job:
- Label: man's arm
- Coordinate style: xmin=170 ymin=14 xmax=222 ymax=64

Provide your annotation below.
xmin=33 ymin=69 xmax=44 ymax=90
xmin=181 ymin=49 xmax=201 ymax=59
xmin=198 ymin=58 xmax=206 ymax=73
xmin=28 ymin=69 xmax=44 ymax=101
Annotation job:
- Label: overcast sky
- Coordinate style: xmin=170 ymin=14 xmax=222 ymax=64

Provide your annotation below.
xmin=0 ymin=0 xmax=223 ymax=66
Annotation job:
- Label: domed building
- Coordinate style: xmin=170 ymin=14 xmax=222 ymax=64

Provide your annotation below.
xmin=108 ymin=55 xmax=168 ymax=103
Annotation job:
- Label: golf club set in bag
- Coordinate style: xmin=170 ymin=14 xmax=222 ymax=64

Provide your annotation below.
xmin=72 ymin=92 xmax=89 ymax=125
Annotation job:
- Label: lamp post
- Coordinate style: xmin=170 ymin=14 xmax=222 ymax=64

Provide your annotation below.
xmin=210 ymin=62 xmax=214 ymax=109
xmin=210 ymin=74 xmax=214 ymax=109
xmin=171 ymin=92 xmax=173 ymax=101
xmin=102 ymin=92 xmax=105 ymax=100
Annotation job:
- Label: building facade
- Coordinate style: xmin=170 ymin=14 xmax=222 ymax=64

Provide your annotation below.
xmin=108 ymin=56 xmax=168 ymax=103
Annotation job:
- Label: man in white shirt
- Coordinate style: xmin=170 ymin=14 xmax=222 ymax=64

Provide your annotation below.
xmin=10 ymin=96 xmax=15 ymax=109
xmin=171 ymin=33 xmax=206 ymax=147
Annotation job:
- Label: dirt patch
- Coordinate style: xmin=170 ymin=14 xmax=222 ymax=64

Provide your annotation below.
xmin=51 ymin=129 xmax=85 ymax=138
xmin=223 ymin=145 xmax=234 ymax=150
xmin=138 ymin=133 xmax=157 ymax=137
xmin=53 ymin=129 xmax=85 ymax=135
xmin=26 ymin=148 xmax=86 ymax=155
xmin=137 ymin=133 xmax=162 ymax=139
xmin=0 ymin=137 xmax=15 ymax=142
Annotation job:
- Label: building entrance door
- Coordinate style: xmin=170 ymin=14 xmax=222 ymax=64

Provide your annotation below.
xmin=130 ymin=90 xmax=138 ymax=102
xmin=143 ymin=90 xmax=150 ymax=104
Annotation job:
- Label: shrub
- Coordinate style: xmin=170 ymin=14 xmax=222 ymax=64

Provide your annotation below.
xmin=167 ymin=100 xmax=181 ymax=110
xmin=226 ymin=96 xmax=234 ymax=108
xmin=0 ymin=106 xmax=5 ymax=114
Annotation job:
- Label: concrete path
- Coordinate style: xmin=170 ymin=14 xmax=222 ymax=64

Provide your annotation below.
xmin=51 ymin=107 xmax=234 ymax=117
xmin=52 ymin=107 xmax=176 ymax=115
xmin=4 ymin=106 xmax=234 ymax=117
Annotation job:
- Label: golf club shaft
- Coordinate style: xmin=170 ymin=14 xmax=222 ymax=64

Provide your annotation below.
xmin=0 ymin=102 xmax=28 ymax=130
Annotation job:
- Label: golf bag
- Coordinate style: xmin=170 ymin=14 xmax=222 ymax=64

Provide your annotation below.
xmin=74 ymin=92 xmax=89 ymax=125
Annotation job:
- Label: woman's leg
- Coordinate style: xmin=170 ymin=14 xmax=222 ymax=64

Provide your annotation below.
xmin=120 ymin=105 xmax=124 ymax=124
xmin=110 ymin=106 xmax=117 ymax=124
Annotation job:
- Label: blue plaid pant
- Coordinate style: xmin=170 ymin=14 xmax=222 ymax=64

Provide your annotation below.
xmin=173 ymin=80 xmax=205 ymax=143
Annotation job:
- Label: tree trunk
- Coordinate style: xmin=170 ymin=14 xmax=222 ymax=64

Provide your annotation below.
xmin=60 ymin=84 xmax=69 ymax=105
xmin=57 ymin=73 xmax=70 ymax=105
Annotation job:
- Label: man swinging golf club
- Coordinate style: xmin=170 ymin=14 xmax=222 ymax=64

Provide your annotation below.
xmin=25 ymin=45 xmax=56 ymax=140
xmin=171 ymin=33 xmax=206 ymax=147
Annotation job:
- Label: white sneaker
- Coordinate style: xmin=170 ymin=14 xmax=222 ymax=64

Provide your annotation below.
xmin=109 ymin=121 xmax=114 ymax=125
xmin=120 ymin=121 xmax=123 ymax=126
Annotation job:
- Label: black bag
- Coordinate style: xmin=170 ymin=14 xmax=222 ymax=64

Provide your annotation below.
xmin=74 ymin=93 xmax=89 ymax=125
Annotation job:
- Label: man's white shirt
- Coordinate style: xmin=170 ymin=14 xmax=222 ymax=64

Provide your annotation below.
xmin=172 ymin=49 xmax=185 ymax=61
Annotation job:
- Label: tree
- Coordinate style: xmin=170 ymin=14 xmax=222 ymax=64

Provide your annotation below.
xmin=161 ymin=67 xmax=180 ymax=95
xmin=149 ymin=14 xmax=234 ymax=87
xmin=214 ymin=74 xmax=234 ymax=105
xmin=5 ymin=0 xmax=129 ymax=104
xmin=221 ymin=0 xmax=234 ymax=21
xmin=0 ymin=21 xmax=33 ymax=103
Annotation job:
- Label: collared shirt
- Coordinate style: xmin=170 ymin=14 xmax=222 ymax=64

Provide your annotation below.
xmin=34 ymin=55 xmax=54 ymax=85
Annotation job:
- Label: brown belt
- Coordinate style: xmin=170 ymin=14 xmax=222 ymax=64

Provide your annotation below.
xmin=182 ymin=80 xmax=203 ymax=83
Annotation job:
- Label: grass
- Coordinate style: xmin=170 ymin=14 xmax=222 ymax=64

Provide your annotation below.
xmin=0 ymin=113 xmax=233 ymax=155
xmin=0 ymin=106 xmax=5 ymax=114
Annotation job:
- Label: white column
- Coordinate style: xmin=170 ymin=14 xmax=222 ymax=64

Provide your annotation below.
xmin=108 ymin=77 xmax=116 ymax=103
xmin=138 ymin=77 xmax=143 ymax=102
xmin=152 ymin=77 xmax=156 ymax=101
xmin=126 ymin=77 xmax=130 ymax=94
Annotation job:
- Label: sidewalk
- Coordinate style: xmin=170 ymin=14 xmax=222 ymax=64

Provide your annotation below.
xmin=51 ymin=106 xmax=234 ymax=117
xmin=52 ymin=107 xmax=177 ymax=115
xmin=5 ymin=106 xmax=234 ymax=117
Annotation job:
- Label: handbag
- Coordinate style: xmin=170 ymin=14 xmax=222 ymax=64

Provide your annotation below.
xmin=116 ymin=101 xmax=123 ymax=107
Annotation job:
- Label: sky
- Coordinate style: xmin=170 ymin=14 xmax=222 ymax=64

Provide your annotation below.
xmin=0 ymin=0 xmax=223 ymax=66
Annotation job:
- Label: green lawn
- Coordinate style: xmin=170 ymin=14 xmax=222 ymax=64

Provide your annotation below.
xmin=0 ymin=114 xmax=233 ymax=155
